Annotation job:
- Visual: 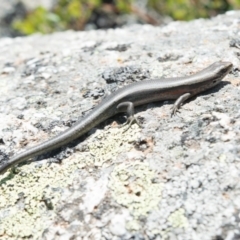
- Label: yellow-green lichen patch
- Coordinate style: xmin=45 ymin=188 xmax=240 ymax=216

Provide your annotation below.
xmin=0 ymin=124 xmax=141 ymax=239
xmin=141 ymin=208 xmax=189 ymax=237
xmin=87 ymin=124 xmax=141 ymax=167
xmin=168 ymin=208 xmax=188 ymax=228
xmin=109 ymin=161 xmax=162 ymax=222
xmin=0 ymin=157 xmax=82 ymax=239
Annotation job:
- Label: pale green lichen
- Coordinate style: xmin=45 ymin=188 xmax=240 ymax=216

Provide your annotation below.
xmin=87 ymin=124 xmax=141 ymax=167
xmin=0 ymin=162 xmax=77 ymax=239
xmin=0 ymin=123 xmax=141 ymax=239
xmin=218 ymin=154 xmax=227 ymax=163
xmin=109 ymin=160 xmax=162 ymax=229
xmin=168 ymin=208 xmax=188 ymax=228
xmin=125 ymin=219 xmax=141 ymax=231
xmin=144 ymin=208 xmax=188 ymax=238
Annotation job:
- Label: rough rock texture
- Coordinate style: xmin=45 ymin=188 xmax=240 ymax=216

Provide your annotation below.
xmin=0 ymin=10 xmax=240 ymax=240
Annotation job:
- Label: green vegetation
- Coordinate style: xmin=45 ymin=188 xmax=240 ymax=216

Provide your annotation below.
xmin=148 ymin=0 xmax=231 ymax=20
xmin=12 ymin=0 xmax=239 ymax=35
xmin=13 ymin=7 xmax=62 ymax=35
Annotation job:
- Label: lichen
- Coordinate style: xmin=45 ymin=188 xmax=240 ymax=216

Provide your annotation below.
xmin=109 ymin=160 xmax=162 ymax=230
xmin=168 ymin=208 xmax=188 ymax=228
xmin=87 ymin=124 xmax=141 ymax=167
xmin=0 ymin=162 xmax=77 ymax=239
xmin=0 ymin=123 xmax=141 ymax=238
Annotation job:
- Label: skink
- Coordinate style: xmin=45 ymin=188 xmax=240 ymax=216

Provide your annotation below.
xmin=0 ymin=61 xmax=233 ymax=174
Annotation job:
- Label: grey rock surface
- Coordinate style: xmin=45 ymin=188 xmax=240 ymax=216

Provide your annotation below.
xmin=0 ymin=10 xmax=240 ymax=240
